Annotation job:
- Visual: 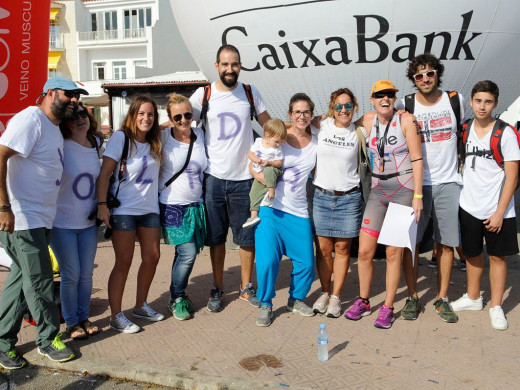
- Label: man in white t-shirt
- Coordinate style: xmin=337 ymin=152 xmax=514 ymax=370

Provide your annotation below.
xmin=399 ymin=53 xmax=464 ymax=323
xmin=0 ymin=78 xmax=87 ymax=369
xmin=189 ymin=45 xmax=271 ymax=312
xmin=451 ymin=80 xmax=519 ymax=330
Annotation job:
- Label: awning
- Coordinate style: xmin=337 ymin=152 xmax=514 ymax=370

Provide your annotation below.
xmin=48 ymin=52 xmax=62 ymax=69
xmin=50 ymin=8 xmax=60 ymax=21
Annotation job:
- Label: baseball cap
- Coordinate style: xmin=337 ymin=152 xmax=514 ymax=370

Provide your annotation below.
xmin=371 ymin=80 xmax=399 ymax=96
xmin=43 ymin=77 xmax=88 ymax=95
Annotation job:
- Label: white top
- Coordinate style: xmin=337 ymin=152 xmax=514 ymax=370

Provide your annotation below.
xmin=0 ymin=106 xmax=64 ymax=230
xmin=250 ymin=137 xmax=284 ymax=173
xmin=271 ymin=130 xmax=318 ymax=218
xmin=53 ymin=138 xmax=101 ymax=229
xmin=313 ymin=118 xmax=368 ymax=191
xmin=190 ymin=81 xmax=267 ymax=180
xmin=399 ymin=91 xmax=464 ymax=186
xmin=103 ymin=130 xmax=159 ymax=215
xmin=459 ymin=123 xmax=520 ymax=219
xmin=159 ymin=127 xmax=207 ymax=205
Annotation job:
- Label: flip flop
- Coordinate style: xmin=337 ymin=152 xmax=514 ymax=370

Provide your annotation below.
xmin=67 ymin=324 xmax=88 ymax=340
xmin=79 ymin=320 xmax=101 ymax=336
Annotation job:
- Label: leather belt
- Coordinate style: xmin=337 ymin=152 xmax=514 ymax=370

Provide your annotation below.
xmin=372 ymin=168 xmax=413 ymax=180
xmin=315 ymin=185 xmax=360 ymax=196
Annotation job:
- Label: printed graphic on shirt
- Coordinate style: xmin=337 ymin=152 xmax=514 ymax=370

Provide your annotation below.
xmin=321 ymin=134 xmax=355 ymax=148
xmin=415 ymin=110 xmax=453 ymax=143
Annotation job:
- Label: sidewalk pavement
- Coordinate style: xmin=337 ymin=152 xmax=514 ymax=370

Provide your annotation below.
xmin=2 ymin=233 xmax=520 ymax=390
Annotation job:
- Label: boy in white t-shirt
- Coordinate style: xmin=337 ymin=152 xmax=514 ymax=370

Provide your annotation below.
xmin=243 ymin=119 xmax=287 ymax=228
xmin=451 ymin=80 xmax=520 ymax=330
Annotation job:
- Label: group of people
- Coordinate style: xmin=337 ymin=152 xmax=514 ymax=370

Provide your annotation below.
xmin=0 ymin=45 xmax=517 ymax=370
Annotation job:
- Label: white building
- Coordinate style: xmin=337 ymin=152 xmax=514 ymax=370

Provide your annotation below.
xmin=52 ymin=0 xmax=205 ymax=133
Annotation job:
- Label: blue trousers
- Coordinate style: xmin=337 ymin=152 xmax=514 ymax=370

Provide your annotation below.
xmin=255 ymin=207 xmax=315 ymax=307
xmin=170 ymin=237 xmax=197 ymax=300
xmin=50 ymin=225 xmax=98 ymax=327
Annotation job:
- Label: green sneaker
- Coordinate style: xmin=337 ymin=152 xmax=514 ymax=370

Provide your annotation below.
xmin=185 ymin=295 xmax=195 ymax=313
xmin=433 ymin=298 xmax=458 ymax=323
xmin=169 ymin=297 xmax=191 ymax=321
xmin=37 ymin=333 xmax=75 ymax=363
xmin=401 ymin=296 xmax=421 ymax=320
xmin=0 ymin=349 xmax=27 ymax=370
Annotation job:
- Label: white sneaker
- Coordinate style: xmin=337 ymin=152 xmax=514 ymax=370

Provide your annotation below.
xmin=489 ymin=306 xmax=508 ymax=330
xmin=260 ymin=194 xmax=275 ymax=207
xmin=242 ymin=216 xmax=260 ymax=228
xmin=132 ymin=302 xmax=165 ymax=322
xmin=312 ymin=292 xmax=329 ymax=314
xmin=110 ymin=312 xmax=140 ymax=334
xmin=326 ymin=295 xmax=342 ymax=318
xmin=450 ymin=293 xmax=483 ymax=311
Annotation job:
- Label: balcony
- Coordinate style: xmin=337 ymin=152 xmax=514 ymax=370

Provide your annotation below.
xmin=49 ymin=35 xmax=63 ymax=50
xmin=78 ymin=28 xmax=146 ymax=42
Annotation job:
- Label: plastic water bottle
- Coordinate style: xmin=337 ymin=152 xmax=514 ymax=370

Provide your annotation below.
xmin=317 ymin=323 xmax=329 ymax=361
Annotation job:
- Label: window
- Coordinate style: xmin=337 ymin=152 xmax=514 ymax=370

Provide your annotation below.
xmin=124 ymin=8 xmax=151 ymax=37
xmin=134 ymin=60 xmax=147 ymax=68
xmin=91 ymin=11 xmax=117 ymax=39
xmin=93 ymin=62 xmax=106 ymax=81
xmin=113 ymin=61 xmax=127 ymax=80
xmin=49 ymin=22 xmax=61 ymax=49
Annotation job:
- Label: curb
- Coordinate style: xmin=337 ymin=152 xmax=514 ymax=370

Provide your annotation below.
xmin=25 ymin=350 xmax=309 ymax=390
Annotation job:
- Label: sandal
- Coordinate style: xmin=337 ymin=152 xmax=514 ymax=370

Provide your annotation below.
xmin=79 ymin=319 xmax=101 ymax=336
xmin=67 ymin=324 xmax=88 ymax=340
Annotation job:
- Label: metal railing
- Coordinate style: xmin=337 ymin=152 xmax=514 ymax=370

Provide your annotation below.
xmin=78 ymin=28 xmax=146 ymax=41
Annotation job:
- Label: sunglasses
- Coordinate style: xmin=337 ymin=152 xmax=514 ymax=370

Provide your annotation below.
xmin=413 ymin=69 xmax=437 ymax=82
xmin=333 ymin=103 xmax=354 ymax=112
xmin=173 ymin=112 xmax=193 ymax=122
xmin=55 ymin=89 xmax=80 ymax=99
xmin=372 ymin=91 xmax=396 ymax=99
xmin=73 ymin=110 xmax=89 ymax=119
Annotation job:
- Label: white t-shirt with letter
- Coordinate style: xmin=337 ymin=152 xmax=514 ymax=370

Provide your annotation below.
xmin=190 ymin=82 xmax=267 ymax=180
xmin=103 ymin=130 xmax=159 ymax=216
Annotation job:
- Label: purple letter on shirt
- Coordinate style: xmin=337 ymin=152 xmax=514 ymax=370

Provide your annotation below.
xmin=72 ymin=173 xmax=95 ymax=200
xmin=217 ymin=112 xmax=242 ymax=140
xmin=136 ymin=155 xmax=154 ymax=184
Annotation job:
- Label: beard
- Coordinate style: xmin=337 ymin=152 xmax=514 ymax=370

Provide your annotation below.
xmin=219 ymin=72 xmax=238 ymax=88
xmin=51 ymin=94 xmax=75 ymax=121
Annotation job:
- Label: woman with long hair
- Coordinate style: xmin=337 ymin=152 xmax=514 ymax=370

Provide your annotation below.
xmin=50 ymin=102 xmax=103 ymax=339
xmin=97 ymin=94 xmax=163 ymax=333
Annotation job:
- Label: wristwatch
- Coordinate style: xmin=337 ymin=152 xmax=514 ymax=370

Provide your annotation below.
xmin=0 ymin=204 xmax=11 ymax=212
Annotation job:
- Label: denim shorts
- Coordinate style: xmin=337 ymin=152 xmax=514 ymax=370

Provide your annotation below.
xmin=111 ymin=213 xmax=160 ymax=231
xmin=204 ymin=174 xmax=254 ymax=247
xmin=312 ymin=188 xmax=363 ymax=238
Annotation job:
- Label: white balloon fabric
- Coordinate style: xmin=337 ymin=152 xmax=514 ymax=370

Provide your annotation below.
xmin=171 ymin=0 xmax=520 ymax=120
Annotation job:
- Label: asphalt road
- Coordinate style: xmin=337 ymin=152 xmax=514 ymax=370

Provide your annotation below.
xmin=0 ymin=365 xmax=173 ymax=390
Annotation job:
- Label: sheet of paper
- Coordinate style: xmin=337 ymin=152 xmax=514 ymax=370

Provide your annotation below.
xmin=0 ymin=247 xmax=12 ymax=268
xmin=377 ymin=202 xmax=418 ymax=264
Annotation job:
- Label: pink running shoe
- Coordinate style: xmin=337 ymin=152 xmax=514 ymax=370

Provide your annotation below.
xmin=344 ymin=298 xmax=371 ymax=320
xmin=374 ymin=305 xmax=395 ymax=329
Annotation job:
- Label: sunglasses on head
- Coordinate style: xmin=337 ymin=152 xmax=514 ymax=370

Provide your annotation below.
xmin=55 ymin=89 xmax=80 ymax=99
xmin=333 ymin=102 xmax=354 ymax=112
xmin=413 ymin=69 xmax=437 ymax=82
xmin=173 ymin=112 xmax=193 ymax=122
xmin=372 ymin=91 xmax=396 ymax=99
xmin=73 ymin=110 xmax=89 ymax=120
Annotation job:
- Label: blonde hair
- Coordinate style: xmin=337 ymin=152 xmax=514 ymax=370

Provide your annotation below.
xmin=120 ymin=94 xmax=162 ymax=164
xmin=166 ymin=93 xmax=192 ymax=121
xmin=263 ymin=118 xmax=287 ymax=140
